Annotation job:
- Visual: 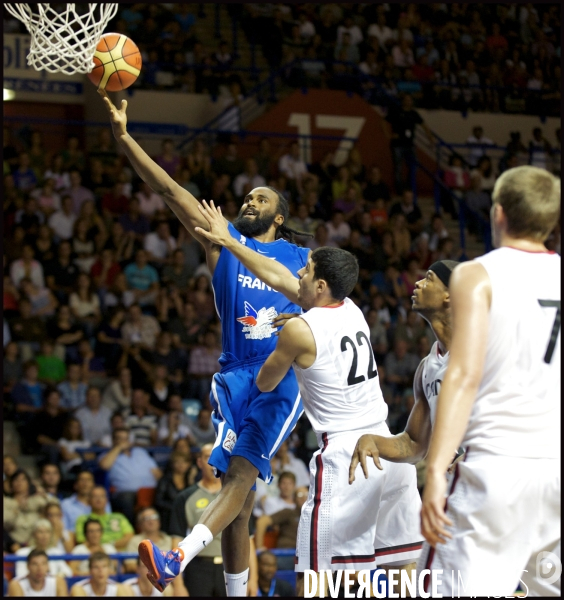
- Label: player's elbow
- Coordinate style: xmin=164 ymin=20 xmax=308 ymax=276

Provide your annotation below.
xmin=256 ymin=377 xmax=275 ymax=393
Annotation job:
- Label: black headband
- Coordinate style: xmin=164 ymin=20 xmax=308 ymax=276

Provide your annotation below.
xmin=428 ymin=260 xmax=459 ymax=288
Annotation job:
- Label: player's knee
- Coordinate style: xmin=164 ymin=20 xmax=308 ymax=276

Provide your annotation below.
xmin=224 ymin=456 xmax=259 ymax=490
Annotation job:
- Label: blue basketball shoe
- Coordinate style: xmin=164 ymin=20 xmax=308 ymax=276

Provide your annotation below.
xmin=138 ymin=539 xmax=184 ymax=592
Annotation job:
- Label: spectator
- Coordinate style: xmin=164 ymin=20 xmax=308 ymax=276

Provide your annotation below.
xmin=69 ymin=551 xmax=135 ymax=596
xmin=334 ymin=31 xmax=360 ymax=63
xmin=278 ymin=142 xmax=309 ymax=195
xmin=471 ymin=156 xmax=497 ymax=194
xmin=14 ymin=197 xmax=44 ymax=239
xmin=364 ymin=166 xmax=391 ymax=204
xmin=270 ymin=440 xmax=310 ymax=488
xmin=3 ymin=341 xmax=22 ymax=398
xmin=46 ymin=304 xmax=84 ymax=363
xmin=286 ymin=204 xmax=321 ymax=243
xmin=70 ymin=518 xmax=117 ymax=575
xmin=365 ymin=308 xmax=389 ymax=362
xmin=31 ymin=178 xmax=61 ymax=218
xmin=44 ymin=240 xmax=80 ymax=303
xmin=190 ymin=408 xmax=217 ymax=447
xmin=254 ymin=487 xmax=308 ymax=568
xmin=75 ymin=486 xmax=134 ymax=550
xmin=256 ymin=551 xmax=296 ymax=596
xmin=20 ymin=277 xmax=58 ymax=319
xmin=528 ymin=127 xmax=552 ymax=170
xmin=13 ymin=152 xmax=38 ymax=193
xmin=144 ymin=220 xmax=177 ymax=266
xmin=186 ymin=274 xmax=216 ymax=323
xmin=325 ymin=210 xmax=351 ymax=248
xmin=384 ymin=338 xmax=420 ymax=401
xmin=10 ymin=244 xmax=45 ymax=290
xmin=125 ymin=388 xmax=158 ymax=445
xmin=155 ymin=450 xmax=197 ymax=532
xmin=69 ymin=273 xmax=101 ymax=338
xmin=336 ymin=15 xmax=363 ymax=47
xmin=90 ymin=247 xmax=122 ymax=292
xmin=59 ymin=135 xmax=85 ymax=173
xmin=262 ymin=471 xmax=297 ymax=516
xmin=27 ymin=388 xmax=67 ymax=462
xmin=161 ymin=249 xmax=193 ymax=293
xmin=35 ymin=340 xmax=66 ymax=384
xmin=37 ymin=464 xmax=67 ymax=502
xmin=169 ymin=443 xmax=224 ymax=597
xmin=334 ymin=185 xmax=365 ymax=223
xmin=71 ymin=218 xmax=97 ymax=274
xmin=392 ymin=38 xmax=415 ymax=68
xmin=62 ymin=170 xmax=95 ymax=216
xmin=135 ymin=181 xmax=166 ymax=220
xmin=77 ymin=338 xmax=106 ymax=382
xmin=118 ymin=197 xmax=151 ymax=243
xmin=121 ymin=303 xmax=161 ymax=351
xmin=7 ymin=548 xmax=68 ymax=597
xmin=233 ymin=158 xmax=266 ymax=200
xmin=393 ymin=308 xmax=428 ymax=353
xmin=384 ymin=94 xmax=433 ymax=195
xmin=426 ymin=213 xmax=449 ymax=254
xmin=486 ymin=22 xmax=508 ymax=55
xmin=123 ymin=250 xmax=160 ymax=307
xmin=33 ymin=224 xmax=57 ymax=264
xmin=104 ymin=220 xmax=135 ymax=265
xmin=60 ymin=470 xmax=104 ymax=533
xmin=187 ymin=329 xmax=221 ymax=402
xmin=154 ymin=139 xmax=181 ymax=178
xmin=465 ymin=172 xmax=492 ymax=236
xmin=98 ymin=427 xmax=161 ymax=525
xmin=185 ymin=139 xmax=212 ymax=192
xmin=466 ymin=126 xmax=495 ymax=168
xmin=124 ymin=507 xmax=172 ymax=573
xmin=58 ymin=417 xmax=94 ymax=478
xmin=11 ymin=360 xmax=45 ymax=438
xmin=9 ymin=299 xmax=48 ymax=360
xmin=75 ymin=386 xmax=112 ymax=446
xmin=102 ymin=366 xmax=132 ymax=415
xmin=443 ymin=154 xmax=471 ymax=201
xmin=3 ymin=469 xmax=51 ymax=546
xmin=13 ymin=519 xmax=72 ymax=579
xmin=389 ymin=214 xmax=412 ymax=260
xmin=213 ymin=142 xmax=245 ymax=182
xmin=42 ymin=500 xmax=74 ymax=552
xmin=389 ymin=189 xmax=424 ymax=240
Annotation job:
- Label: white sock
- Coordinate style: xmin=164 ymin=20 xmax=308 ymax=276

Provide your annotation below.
xmin=224 ymin=568 xmax=249 ymax=597
xmin=177 ymin=524 xmax=214 ymax=570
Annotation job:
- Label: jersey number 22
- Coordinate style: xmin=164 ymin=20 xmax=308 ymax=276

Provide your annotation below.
xmin=340 ymin=332 xmax=378 ymax=386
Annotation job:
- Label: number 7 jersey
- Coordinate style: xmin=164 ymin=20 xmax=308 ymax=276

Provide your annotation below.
xmin=293 ymin=297 xmax=388 ymax=438
xmin=468 ymin=247 xmax=561 ymax=459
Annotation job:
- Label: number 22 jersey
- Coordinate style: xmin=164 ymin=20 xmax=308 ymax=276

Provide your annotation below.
xmin=293 ymin=297 xmax=388 ymax=437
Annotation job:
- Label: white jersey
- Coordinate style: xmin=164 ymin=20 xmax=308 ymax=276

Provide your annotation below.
xmin=14 ymin=575 xmax=58 ymax=597
xmin=74 ymin=578 xmax=119 ymax=597
xmin=122 ymin=577 xmax=162 ymax=597
xmin=421 ymin=341 xmax=449 ymax=426
xmin=467 ymin=247 xmax=560 ymax=458
xmin=293 ymin=297 xmax=388 ymax=442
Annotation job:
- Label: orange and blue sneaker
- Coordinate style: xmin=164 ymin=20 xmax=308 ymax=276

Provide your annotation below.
xmin=138 ymin=540 xmax=184 ymax=592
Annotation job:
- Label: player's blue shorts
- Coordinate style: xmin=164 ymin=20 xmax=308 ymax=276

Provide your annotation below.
xmin=209 ymin=354 xmax=303 ymax=486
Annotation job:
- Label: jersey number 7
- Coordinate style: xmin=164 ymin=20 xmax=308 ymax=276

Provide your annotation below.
xmin=341 ymin=332 xmax=378 ymax=386
xmin=538 ymin=299 xmax=561 ymax=364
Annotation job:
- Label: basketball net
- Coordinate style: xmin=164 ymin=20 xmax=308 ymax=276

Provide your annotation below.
xmin=5 ymin=3 xmax=119 ymax=75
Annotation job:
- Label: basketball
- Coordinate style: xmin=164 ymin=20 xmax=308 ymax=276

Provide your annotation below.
xmin=87 ymin=33 xmax=142 ymax=92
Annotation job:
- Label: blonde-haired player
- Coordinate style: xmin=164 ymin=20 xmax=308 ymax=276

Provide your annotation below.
xmin=420 ymin=165 xmax=561 ymax=597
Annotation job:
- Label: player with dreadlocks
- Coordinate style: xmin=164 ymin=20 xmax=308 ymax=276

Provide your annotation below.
xmin=99 ymin=90 xmax=312 ymax=596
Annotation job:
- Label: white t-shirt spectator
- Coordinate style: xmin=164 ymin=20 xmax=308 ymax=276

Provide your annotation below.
xmin=10 ymin=259 xmax=45 ymax=290
xmin=71 ymin=543 xmax=117 ymax=574
xmin=136 ymin=190 xmax=165 ymax=218
xmin=69 ymin=293 xmax=100 ymax=318
xmin=48 ymin=210 xmax=76 ymax=240
xmin=263 ymin=496 xmax=296 ymax=516
xmin=367 ymin=23 xmax=393 ymax=47
xmin=144 ymin=233 xmax=177 ymax=260
xmin=299 ymin=19 xmax=316 ymax=40
xmin=58 ymin=438 xmax=92 ymax=473
xmin=278 ymin=154 xmax=308 ymax=182
xmin=15 ymin=547 xmax=73 ymax=578
xmin=325 ymin=220 xmax=351 ymax=247
xmin=232 ymin=173 xmax=266 ymax=198
xmin=337 ymin=24 xmax=363 ymax=46
xmin=466 ymin=134 xmax=495 ymax=167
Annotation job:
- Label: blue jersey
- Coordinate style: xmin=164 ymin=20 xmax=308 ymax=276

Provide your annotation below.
xmin=212 ymin=222 xmax=310 ymax=367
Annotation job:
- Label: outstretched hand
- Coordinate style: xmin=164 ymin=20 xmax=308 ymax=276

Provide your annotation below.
xmin=348 ymin=434 xmax=383 ymax=484
xmin=194 ymin=200 xmax=232 ymax=247
xmin=98 ymin=88 xmax=128 ymax=139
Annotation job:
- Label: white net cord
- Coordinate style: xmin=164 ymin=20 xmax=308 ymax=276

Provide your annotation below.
xmin=4 ymin=3 xmax=119 ymax=75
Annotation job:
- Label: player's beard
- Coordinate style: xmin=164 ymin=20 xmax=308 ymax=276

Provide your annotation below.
xmin=233 ymin=209 xmax=277 ymax=238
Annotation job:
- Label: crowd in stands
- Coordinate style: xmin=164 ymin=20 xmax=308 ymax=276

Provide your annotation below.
xmin=5 ymin=3 xmax=559 ymax=115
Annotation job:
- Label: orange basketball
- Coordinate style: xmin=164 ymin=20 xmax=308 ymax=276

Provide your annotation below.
xmin=87 ymin=33 xmax=142 ymax=92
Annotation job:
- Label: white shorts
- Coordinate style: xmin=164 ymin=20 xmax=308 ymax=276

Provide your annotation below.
xmin=417 ymin=451 xmax=561 ymax=597
xmin=295 ymin=424 xmax=422 ymax=572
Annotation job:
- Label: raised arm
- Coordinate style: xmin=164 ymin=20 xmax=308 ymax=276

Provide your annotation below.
xmin=194 ymin=200 xmax=302 ymax=305
xmin=349 ymin=360 xmax=432 ymax=482
xmin=98 ymin=91 xmax=217 ymax=257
